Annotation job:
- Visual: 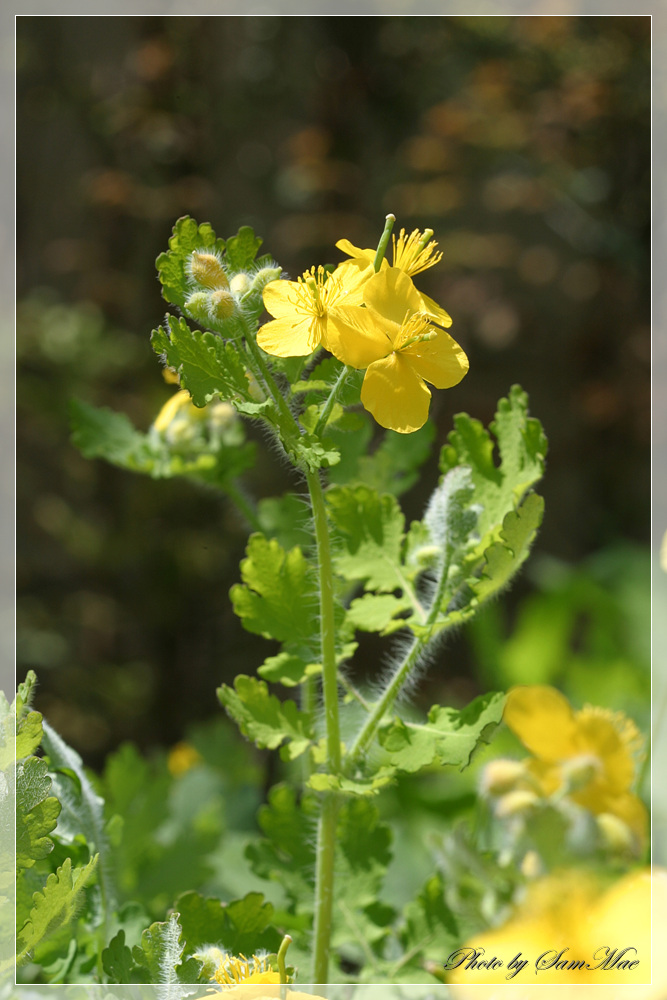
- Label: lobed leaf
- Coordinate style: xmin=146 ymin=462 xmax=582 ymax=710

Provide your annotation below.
xmin=175 ymin=890 xmax=282 ymax=956
xmin=156 ymin=216 xmax=226 ymax=310
xmin=16 ymin=855 xmax=99 ymax=965
xmin=151 ymin=316 xmax=254 ymax=409
xmin=217 ymin=676 xmax=314 ymax=760
xmin=377 ymin=691 xmax=506 ymax=774
xmin=440 ymin=384 xmax=546 ymax=546
xmin=230 ymin=533 xmax=319 ymax=647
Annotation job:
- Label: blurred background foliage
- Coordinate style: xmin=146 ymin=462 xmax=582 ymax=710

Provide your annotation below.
xmin=17 ymin=16 xmax=649 ymax=774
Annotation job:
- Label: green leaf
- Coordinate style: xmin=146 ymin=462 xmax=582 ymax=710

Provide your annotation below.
xmin=440 ymin=384 xmax=546 ymax=546
xmin=131 ymin=912 xmax=198 ymax=987
xmin=471 ymin=492 xmax=545 ymax=603
xmin=16 ymin=757 xmax=61 ymax=869
xmin=224 ymin=226 xmax=263 ymax=272
xmin=15 ymin=711 xmax=43 ymax=762
xmin=217 ymin=676 xmax=314 ymax=760
xmin=378 ymin=691 xmax=506 ymax=774
xmin=156 ymin=216 xmax=226 ymax=310
xmin=16 ymin=855 xmax=99 ymax=964
xmin=307 ymin=771 xmax=394 ymax=795
xmin=398 ymin=873 xmax=458 ymax=967
xmin=257 ymin=651 xmax=321 ymax=688
xmin=345 ymin=593 xmax=413 ymax=634
xmin=230 ymin=533 xmax=319 ymax=647
xmin=256 ymin=493 xmax=312 ymax=551
xmin=327 ymin=485 xmax=406 ymax=592
xmin=357 ymin=421 xmax=436 ymax=496
xmin=69 ymin=399 xmax=153 ymax=470
xmin=151 ymin=316 xmax=255 ymax=409
xmin=102 ymin=929 xmax=150 ymax=984
xmin=246 ymin=784 xmax=318 ymax=908
xmin=176 ymin=890 xmax=282 ymax=956
xmin=42 ymin=720 xmax=117 ymax=922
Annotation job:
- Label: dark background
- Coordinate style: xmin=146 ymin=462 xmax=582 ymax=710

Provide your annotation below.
xmin=16 ymin=15 xmax=650 ymax=767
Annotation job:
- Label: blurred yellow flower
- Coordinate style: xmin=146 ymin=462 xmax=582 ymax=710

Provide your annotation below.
xmin=166 ymin=740 xmax=202 ymax=777
xmin=326 ymin=267 xmax=468 ymax=433
xmin=336 ymin=227 xmax=452 ymax=326
xmin=153 ymin=389 xmax=204 ymax=433
xmin=447 ymin=867 xmax=666 ymax=997
xmin=504 ymin=686 xmax=647 ymax=847
xmin=257 ymin=264 xmax=365 ymax=358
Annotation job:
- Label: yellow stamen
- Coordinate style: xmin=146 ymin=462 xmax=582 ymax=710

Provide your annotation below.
xmin=392 ymin=228 xmax=443 ymax=276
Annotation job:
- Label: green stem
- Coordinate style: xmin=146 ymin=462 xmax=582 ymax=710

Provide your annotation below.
xmin=372 ymin=213 xmax=396 ymax=273
xmin=243 ymin=329 xmax=298 ymax=431
xmin=307 ymin=467 xmax=342 ymax=984
xmin=347 ymin=546 xmax=454 ymax=768
xmin=313 ymin=365 xmax=351 ymax=437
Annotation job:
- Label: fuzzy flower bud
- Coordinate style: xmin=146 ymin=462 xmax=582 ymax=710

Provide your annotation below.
xmin=189 ymin=251 xmax=229 ymax=290
xmin=209 ymin=289 xmax=236 ymax=320
xmin=596 ymin=812 xmax=637 ymax=855
xmin=495 ymin=789 xmax=539 ymax=818
xmin=230 ymin=273 xmax=252 ymax=297
xmin=207 ymin=401 xmax=237 ymax=431
xmin=184 ymin=291 xmax=213 ymax=325
xmin=480 ymin=758 xmax=527 ymax=797
xmin=250 ymin=266 xmax=282 ymax=295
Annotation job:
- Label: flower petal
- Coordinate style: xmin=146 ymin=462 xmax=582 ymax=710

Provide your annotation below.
xmin=262 ymin=279 xmax=301 ymax=320
xmin=400 ymin=328 xmax=469 ymax=389
xmin=419 ymin=291 xmax=453 ymax=328
xmin=363 ymin=267 xmax=424 ymax=326
xmin=504 ymin=686 xmax=578 ymax=762
xmin=326 ymin=306 xmax=395 ymax=369
xmin=335 ymin=238 xmax=374 ymax=262
xmin=361 ymin=353 xmax=431 ymax=433
xmin=257 ymin=316 xmax=321 ymax=357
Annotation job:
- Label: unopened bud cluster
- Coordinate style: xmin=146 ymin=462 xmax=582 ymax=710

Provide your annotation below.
xmin=151 ymin=387 xmax=243 ymax=452
xmin=185 ymin=249 xmax=281 ymax=329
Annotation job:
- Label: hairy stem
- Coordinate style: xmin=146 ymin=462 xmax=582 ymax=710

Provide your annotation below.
xmin=347 ymin=546 xmax=454 ymax=768
xmin=307 ymin=467 xmax=342 ymax=984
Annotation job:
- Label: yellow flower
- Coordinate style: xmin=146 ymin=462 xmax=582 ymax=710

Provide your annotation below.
xmin=152 ymin=389 xmax=206 ymax=434
xmin=166 ymin=741 xmax=202 ymax=777
xmin=504 ymin=686 xmax=647 ymax=847
xmin=446 ymin=868 xmax=666 ymax=997
xmin=336 ymin=227 xmax=452 ymax=327
xmin=257 ymin=264 xmax=365 ymax=358
xmin=326 ymin=267 xmax=468 ymax=433
xmin=206 ymin=951 xmax=321 ymax=1000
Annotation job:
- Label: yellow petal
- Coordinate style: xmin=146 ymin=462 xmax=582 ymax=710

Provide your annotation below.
xmin=257 ymin=316 xmax=321 ymax=357
xmin=400 ymin=329 xmax=469 ymax=389
xmin=326 ymin=306 xmax=395 ymax=369
xmin=262 ymin=278 xmax=303 ymax=320
xmin=419 ymin=290 xmax=453 ymax=328
xmin=361 ymin=353 xmax=431 ymax=433
xmin=335 ymin=238 xmax=374 ymax=262
xmin=504 ymin=686 xmax=578 ymax=762
xmin=363 ymin=267 xmax=423 ymax=326
xmin=330 ymin=261 xmax=371 ymax=305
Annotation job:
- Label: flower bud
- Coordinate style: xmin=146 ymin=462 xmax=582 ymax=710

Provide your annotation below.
xmin=230 ymin=272 xmax=252 ymax=297
xmin=250 ymin=266 xmax=282 ymax=294
xmin=562 ymin=753 xmax=601 ymax=792
xmin=209 ymin=289 xmax=236 ymax=320
xmin=245 ymin=371 xmax=266 ymax=402
xmin=184 ymin=291 xmax=213 ymax=324
xmin=189 ymin=251 xmax=229 ymax=290
xmin=520 ymin=849 xmax=543 ymax=879
xmin=480 ymin=759 xmax=527 ymax=797
xmin=596 ymin=812 xmax=637 ymax=855
xmin=495 ymin=789 xmax=539 ymax=818
xmin=207 ymin=400 xmax=237 ymax=431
